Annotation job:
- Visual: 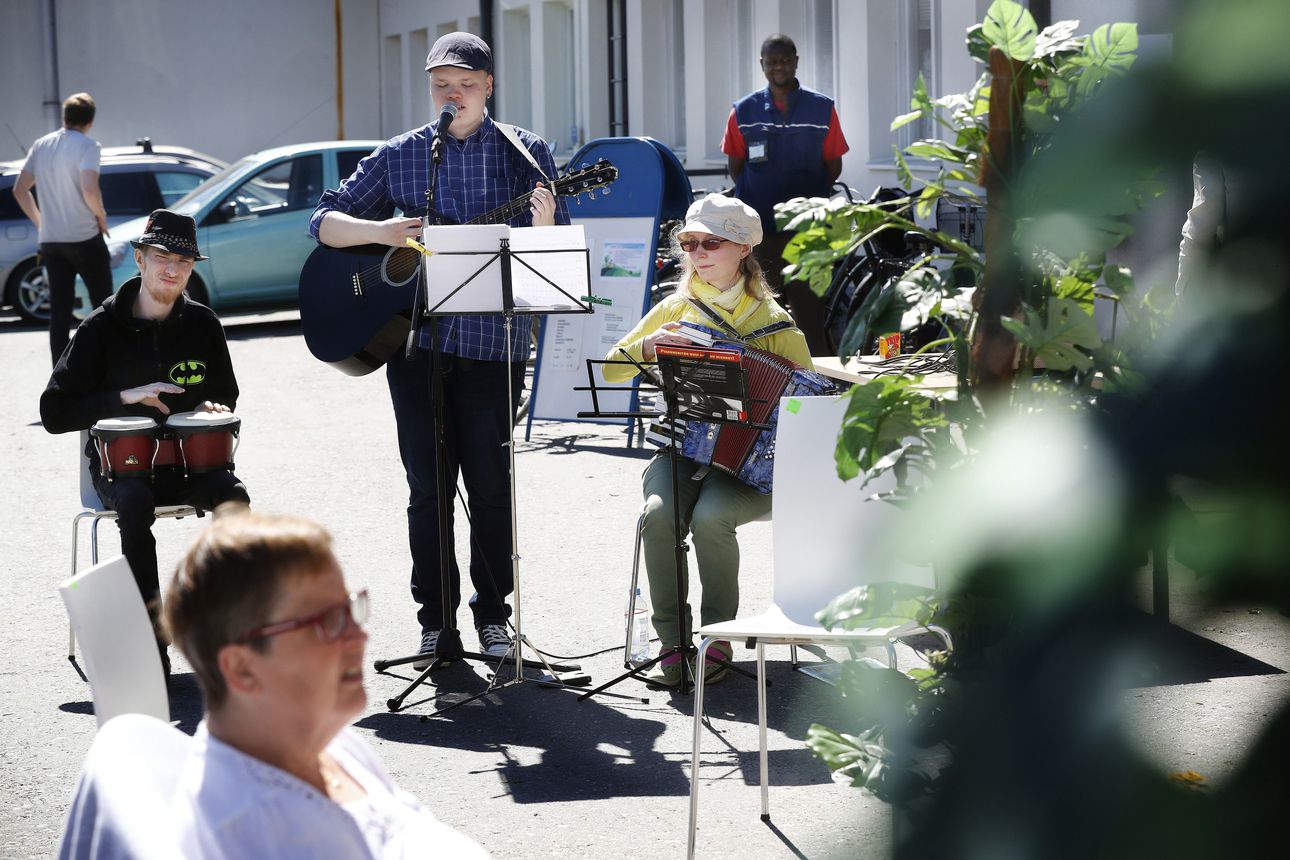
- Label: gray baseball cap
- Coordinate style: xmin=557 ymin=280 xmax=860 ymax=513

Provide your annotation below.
xmin=425 ymin=32 xmax=493 ymax=73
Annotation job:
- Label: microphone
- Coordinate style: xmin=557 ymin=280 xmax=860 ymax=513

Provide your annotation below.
xmin=436 ymin=102 xmax=459 ymax=137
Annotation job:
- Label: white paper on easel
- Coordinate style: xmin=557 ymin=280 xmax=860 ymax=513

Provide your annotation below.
xmin=421 ymin=224 xmax=589 ymax=314
xmin=509 ymin=225 xmax=589 ymax=312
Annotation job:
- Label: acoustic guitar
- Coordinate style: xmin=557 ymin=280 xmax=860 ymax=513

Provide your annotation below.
xmin=298 ymin=159 xmax=618 ymax=376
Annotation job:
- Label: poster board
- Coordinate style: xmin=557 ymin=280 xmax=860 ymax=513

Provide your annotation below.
xmin=529 ymin=216 xmax=654 ymax=421
xmin=526 ymin=136 xmax=694 ymax=439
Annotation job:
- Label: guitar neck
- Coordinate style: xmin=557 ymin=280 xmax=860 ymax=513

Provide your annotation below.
xmin=467 ymin=182 xmax=563 ymax=226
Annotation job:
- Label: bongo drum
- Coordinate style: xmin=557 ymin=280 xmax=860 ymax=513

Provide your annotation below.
xmin=166 ymin=411 xmax=241 ymax=474
xmin=90 ymin=417 xmax=159 ymax=480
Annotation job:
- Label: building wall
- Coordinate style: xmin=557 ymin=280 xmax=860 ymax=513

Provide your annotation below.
xmin=0 ymin=0 xmax=380 ymax=164
xmin=0 ymin=0 xmax=1173 ymax=192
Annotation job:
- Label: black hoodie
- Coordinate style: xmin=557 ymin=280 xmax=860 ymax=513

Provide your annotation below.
xmin=40 ymin=276 xmax=239 ymax=435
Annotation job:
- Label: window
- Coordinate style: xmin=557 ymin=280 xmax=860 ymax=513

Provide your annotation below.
xmin=155 ymin=171 xmax=206 ymax=208
xmin=637 ymin=0 xmax=685 ymax=151
xmin=220 ymin=155 xmax=322 ymax=220
xmin=99 ymin=171 xmax=155 ymax=216
xmin=500 ymin=5 xmax=533 ymax=130
xmin=336 ymin=148 xmax=370 ymax=183
xmin=382 ymin=34 xmax=404 ymax=138
xmin=543 ymin=0 xmax=577 ymax=156
xmin=898 ymin=0 xmax=937 ymax=148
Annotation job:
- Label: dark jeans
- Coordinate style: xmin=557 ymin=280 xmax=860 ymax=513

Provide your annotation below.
xmin=386 ymin=349 xmax=525 ymax=632
xmin=757 ymin=230 xmax=828 ymax=356
xmin=41 ymin=236 xmax=113 ymax=365
xmin=92 ymin=465 xmax=250 ymax=632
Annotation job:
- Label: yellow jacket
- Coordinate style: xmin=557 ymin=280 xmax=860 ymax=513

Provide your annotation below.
xmin=603 ymin=287 xmax=813 ymax=383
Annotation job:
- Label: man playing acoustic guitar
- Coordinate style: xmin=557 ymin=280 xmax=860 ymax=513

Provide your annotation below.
xmin=308 ymin=32 xmax=568 ymax=666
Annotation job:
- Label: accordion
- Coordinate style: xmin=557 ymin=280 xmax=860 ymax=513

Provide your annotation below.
xmin=652 ymin=324 xmax=835 ymax=493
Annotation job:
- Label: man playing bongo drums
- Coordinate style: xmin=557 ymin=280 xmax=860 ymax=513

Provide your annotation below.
xmin=40 ymin=209 xmax=250 ymax=675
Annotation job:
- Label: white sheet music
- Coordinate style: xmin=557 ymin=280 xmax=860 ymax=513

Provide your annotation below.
xmin=421 ymin=224 xmax=590 ymax=314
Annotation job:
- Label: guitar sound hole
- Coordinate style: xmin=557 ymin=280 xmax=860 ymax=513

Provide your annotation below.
xmin=381 ymin=248 xmax=420 ymax=287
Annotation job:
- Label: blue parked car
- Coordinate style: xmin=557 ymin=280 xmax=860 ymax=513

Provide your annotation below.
xmin=98 ymin=140 xmax=381 ymax=314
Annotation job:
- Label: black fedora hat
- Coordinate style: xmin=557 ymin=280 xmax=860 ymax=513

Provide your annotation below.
xmin=130 ymin=208 xmax=208 ymax=260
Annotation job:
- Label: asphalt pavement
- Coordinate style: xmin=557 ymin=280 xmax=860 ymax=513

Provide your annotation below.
xmin=0 ymin=309 xmax=1286 ymax=859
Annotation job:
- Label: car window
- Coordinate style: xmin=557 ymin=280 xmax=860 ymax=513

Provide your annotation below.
xmin=0 ymin=178 xmax=23 ymax=219
xmin=336 ymin=148 xmax=371 ymax=183
xmin=220 ymin=154 xmax=323 ymax=219
xmin=100 ymin=171 xmax=157 ymax=216
xmin=156 ymin=171 xmax=206 ymax=208
xmin=173 ymin=157 xmax=255 ymax=212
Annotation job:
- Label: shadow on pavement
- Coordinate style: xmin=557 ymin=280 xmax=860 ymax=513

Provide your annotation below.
xmin=1132 ymin=614 xmax=1285 ymax=687
xmin=358 ymin=656 xmax=847 ymax=800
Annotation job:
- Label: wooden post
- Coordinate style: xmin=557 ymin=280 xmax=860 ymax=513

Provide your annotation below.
xmin=971 ymin=47 xmax=1027 ymax=393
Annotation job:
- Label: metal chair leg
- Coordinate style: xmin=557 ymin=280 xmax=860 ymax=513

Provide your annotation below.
xmin=624 ymin=510 xmax=647 ymax=664
xmin=687 ymin=635 xmax=716 ymax=860
xmin=789 ymin=643 xmax=799 ymax=669
xmin=758 ymin=641 xmax=769 ymax=821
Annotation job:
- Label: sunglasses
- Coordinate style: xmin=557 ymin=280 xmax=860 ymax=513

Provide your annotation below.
xmin=679 ymin=237 xmax=730 ymax=252
xmin=238 ymin=589 xmax=369 ymax=644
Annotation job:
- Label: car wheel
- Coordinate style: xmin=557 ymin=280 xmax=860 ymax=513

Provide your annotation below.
xmin=8 ymin=258 xmax=51 ymax=324
xmin=184 ymin=275 xmax=210 ymax=307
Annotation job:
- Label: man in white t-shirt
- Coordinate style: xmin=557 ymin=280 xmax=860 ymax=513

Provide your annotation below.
xmin=13 ymin=92 xmax=114 ymax=365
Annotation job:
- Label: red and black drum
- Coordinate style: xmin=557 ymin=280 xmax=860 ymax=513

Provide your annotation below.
xmin=90 ymin=417 xmax=159 ymax=480
xmin=166 ymin=411 xmax=241 ymax=474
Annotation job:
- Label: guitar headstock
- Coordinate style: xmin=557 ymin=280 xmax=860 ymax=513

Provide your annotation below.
xmin=554 ymin=159 xmax=619 ymax=199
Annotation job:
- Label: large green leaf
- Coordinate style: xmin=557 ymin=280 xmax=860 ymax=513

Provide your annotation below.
xmin=817 ymin=582 xmax=937 ymax=631
xmin=982 ymin=0 xmax=1037 ymax=61
xmin=835 ymin=377 xmax=945 ymax=478
xmin=1000 ymin=298 xmax=1102 ymax=372
xmin=1035 ymin=19 xmax=1083 ymax=57
xmin=1075 ymin=22 xmax=1138 ymax=95
xmin=965 ymin=23 xmax=991 ymax=64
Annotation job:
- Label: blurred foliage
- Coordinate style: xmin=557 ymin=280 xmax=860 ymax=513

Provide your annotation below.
xmin=799 ymin=1 xmax=1290 ymax=857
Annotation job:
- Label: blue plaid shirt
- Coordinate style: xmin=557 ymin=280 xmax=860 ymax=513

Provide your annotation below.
xmin=308 ymin=114 xmax=570 ymax=361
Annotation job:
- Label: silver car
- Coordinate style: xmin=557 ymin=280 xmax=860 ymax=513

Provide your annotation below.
xmin=0 ymin=142 xmax=224 ymax=323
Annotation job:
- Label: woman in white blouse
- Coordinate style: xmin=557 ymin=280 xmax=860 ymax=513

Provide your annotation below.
xmin=163 ymin=506 xmax=487 ymax=859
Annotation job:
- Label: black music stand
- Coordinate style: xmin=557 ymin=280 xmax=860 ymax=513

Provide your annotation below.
xmin=573 ymin=347 xmax=767 ymax=700
xmin=377 ymin=224 xmax=632 ymax=717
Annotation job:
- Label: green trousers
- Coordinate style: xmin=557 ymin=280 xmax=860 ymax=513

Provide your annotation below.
xmin=641 ymin=453 xmax=773 ymax=648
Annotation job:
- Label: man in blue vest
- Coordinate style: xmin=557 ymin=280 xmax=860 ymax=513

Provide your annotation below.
xmin=722 ymin=34 xmax=848 ymax=355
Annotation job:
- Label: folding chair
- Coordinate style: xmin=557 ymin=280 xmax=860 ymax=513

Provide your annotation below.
xmin=69 ymin=431 xmax=202 ymax=660
xmin=59 ymin=555 xmax=169 ymax=726
xmin=686 ymin=395 xmax=952 ymax=857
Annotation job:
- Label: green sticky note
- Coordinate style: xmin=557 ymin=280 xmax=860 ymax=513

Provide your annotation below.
xmin=786 ymin=398 xmax=801 ymax=414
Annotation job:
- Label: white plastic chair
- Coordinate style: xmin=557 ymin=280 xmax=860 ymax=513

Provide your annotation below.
xmin=59 ymin=555 xmax=169 ymax=726
xmin=70 ymin=431 xmax=200 ymax=659
xmin=686 ymin=395 xmax=952 ymax=857
xmin=58 ymin=713 xmax=191 ymax=859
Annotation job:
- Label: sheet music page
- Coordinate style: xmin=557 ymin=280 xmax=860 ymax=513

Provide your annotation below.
xmin=422 ymin=224 xmax=510 ymax=314
xmin=508 ymin=225 xmax=589 ymax=311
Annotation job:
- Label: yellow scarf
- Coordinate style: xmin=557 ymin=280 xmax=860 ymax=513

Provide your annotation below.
xmin=690 ymin=276 xmax=761 ymax=328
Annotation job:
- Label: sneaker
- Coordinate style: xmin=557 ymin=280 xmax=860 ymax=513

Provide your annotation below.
xmin=700 ymin=640 xmax=733 ymax=685
xmin=412 ymin=629 xmax=441 ymax=671
xmin=643 ymin=648 xmax=684 ymax=688
xmin=477 ymin=624 xmax=513 ymax=658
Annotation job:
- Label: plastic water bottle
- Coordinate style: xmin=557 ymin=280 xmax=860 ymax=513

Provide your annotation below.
xmin=628 ymin=588 xmax=651 ymax=665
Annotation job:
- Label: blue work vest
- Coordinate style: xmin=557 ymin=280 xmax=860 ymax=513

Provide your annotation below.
xmin=732 ymin=84 xmax=835 ymax=236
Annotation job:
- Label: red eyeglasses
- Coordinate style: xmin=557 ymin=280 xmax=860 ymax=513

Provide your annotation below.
xmin=679 ymin=237 xmax=729 ymax=252
xmin=237 ymin=589 xmax=369 ymax=643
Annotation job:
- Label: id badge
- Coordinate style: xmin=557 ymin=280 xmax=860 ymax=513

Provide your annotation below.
xmin=748 ymin=141 xmax=768 ymax=163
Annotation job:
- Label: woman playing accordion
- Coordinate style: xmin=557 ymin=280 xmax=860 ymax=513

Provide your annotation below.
xmin=603 ymin=194 xmax=813 ymax=686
